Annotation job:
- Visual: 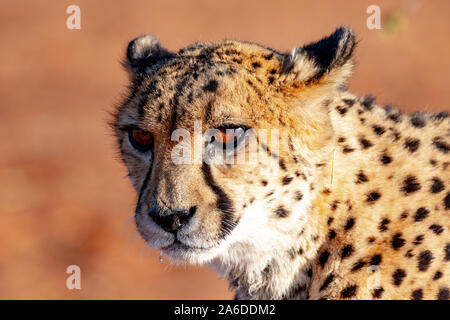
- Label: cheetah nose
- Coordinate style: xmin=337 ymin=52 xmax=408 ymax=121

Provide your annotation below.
xmin=148 ymin=206 xmax=197 ymax=233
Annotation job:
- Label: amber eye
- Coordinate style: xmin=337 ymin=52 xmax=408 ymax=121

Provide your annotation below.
xmin=214 ymin=130 xmax=235 ymax=144
xmin=211 ymin=126 xmax=248 ymax=150
xmin=128 ymin=128 xmax=154 ymax=152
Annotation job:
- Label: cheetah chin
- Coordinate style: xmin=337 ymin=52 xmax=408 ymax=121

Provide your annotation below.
xmin=113 ymin=26 xmax=450 ymax=300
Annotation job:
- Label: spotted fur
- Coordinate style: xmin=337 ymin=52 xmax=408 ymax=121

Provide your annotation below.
xmin=112 ymin=26 xmax=449 ymax=300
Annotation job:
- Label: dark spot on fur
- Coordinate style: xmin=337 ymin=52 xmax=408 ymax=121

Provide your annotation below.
xmin=252 ymin=61 xmax=261 ymax=69
xmin=279 ymin=159 xmax=287 ymax=171
xmin=319 ymin=250 xmax=330 ymax=268
xmin=294 ymin=191 xmax=303 ymax=201
xmin=344 ymin=217 xmax=355 ymax=231
xmin=274 ymin=206 xmax=289 ymax=218
xmin=372 ymin=287 xmax=384 ymax=299
xmin=342 ymin=146 xmax=355 ymax=153
xmin=414 ymin=207 xmax=429 ymax=222
xmin=264 ymin=53 xmax=274 ymax=60
xmin=316 ymin=163 xmax=325 ymax=168
xmin=388 ymin=111 xmax=402 ymax=123
xmin=320 ymin=274 xmax=335 ymax=291
xmin=417 ymin=250 xmax=433 ymax=271
xmin=281 ymin=176 xmax=293 ymax=185
xmin=445 ymin=243 xmax=450 ymax=261
xmin=378 ymin=218 xmax=390 ymax=232
xmin=331 ymin=200 xmax=339 ymax=211
xmin=368 ymin=237 xmax=376 ymax=244
xmin=432 ymin=137 xmax=450 ymax=154
xmin=404 ymin=138 xmax=420 ymax=153
xmin=367 ymin=191 xmax=381 ymax=203
xmin=372 ymin=125 xmax=385 ymax=135
xmin=400 ymin=211 xmax=409 ymax=220
xmin=402 ymin=176 xmax=421 ymax=194
xmin=392 ymin=233 xmax=406 ymax=250
xmin=359 ymin=138 xmax=373 ymax=149
xmin=444 ymin=193 xmax=450 ymax=210
xmin=413 ymin=235 xmax=424 ymax=245
xmin=327 ymin=217 xmax=334 ymax=226
xmin=265 ymin=191 xmax=274 ymax=198
xmin=343 ymin=99 xmax=355 ymax=107
xmin=438 ymin=288 xmax=449 ymax=300
xmin=336 ymin=106 xmax=347 ymax=115
xmin=405 ymin=249 xmax=414 ymax=258
xmin=340 ymin=285 xmax=358 ymax=298
xmin=261 ymin=180 xmax=268 ymax=186
xmin=328 ymin=229 xmax=336 ymax=240
xmin=361 ymin=95 xmax=376 ymax=111
xmin=351 ymin=260 xmax=366 ymax=272
xmin=433 ymin=271 xmax=443 ymax=280
xmin=381 ymin=153 xmax=392 ymax=165
xmin=411 ymin=113 xmax=426 ymax=128
xmin=341 ymin=244 xmax=353 ymax=259
xmin=392 ymin=269 xmax=406 ymax=286
xmin=434 ymin=111 xmax=449 ymax=120
xmin=356 ymin=171 xmax=369 ymax=183
xmin=430 ymin=178 xmax=444 ymax=193
xmin=429 ymin=224 xmax=444 ymax=235
xmin=370 ymin=254 xmax=382 ymax=265
xmin=411 ymin=289 xmax=423 ymax=300
xmin=203 ymin=79 xmax=219 ymax=92
xmin=268 ymin=76 xmax=275 ymax=84
xmin=389 ymin=128 xmax=401 ymax=141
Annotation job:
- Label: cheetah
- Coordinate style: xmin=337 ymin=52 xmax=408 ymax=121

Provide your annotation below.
xmin=112 ymin=26 xmax=449 ymax=300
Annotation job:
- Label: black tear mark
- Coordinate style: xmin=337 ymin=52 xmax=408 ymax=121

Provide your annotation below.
xmin=201 ymin=163 xmax=235 ymax=238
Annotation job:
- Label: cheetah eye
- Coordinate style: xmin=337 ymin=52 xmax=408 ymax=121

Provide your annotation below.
xmin=211 ymin=126 xmax=248 ymax=150
xmin=128 ymin=127 xmax=154 ymax=153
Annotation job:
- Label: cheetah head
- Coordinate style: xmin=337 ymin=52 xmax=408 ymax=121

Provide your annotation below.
xmin=113 ymin=26 xmax=356 ymax=264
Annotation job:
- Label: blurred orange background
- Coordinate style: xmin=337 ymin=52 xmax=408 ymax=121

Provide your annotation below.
xmin=0 ymin=0 xmax=449 ymax=299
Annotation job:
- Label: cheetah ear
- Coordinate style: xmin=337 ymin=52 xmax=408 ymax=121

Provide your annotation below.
xmin=282 ymin=26 xmax=356 ymax=89
xmin=124 ymin=35 xmax=175 ymax=77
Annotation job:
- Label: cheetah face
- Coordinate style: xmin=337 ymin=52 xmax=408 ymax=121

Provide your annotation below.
xmin=113 ymin=28 xmax=355 ymax=264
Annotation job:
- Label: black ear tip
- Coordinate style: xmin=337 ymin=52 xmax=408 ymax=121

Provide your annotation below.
xmin=336 ymin=25 xmax=354 ymax=36
xmin=335 ymin=25 xmax=355 ymax=45
xmin=126 ymin=34 xmax=161 ymax=65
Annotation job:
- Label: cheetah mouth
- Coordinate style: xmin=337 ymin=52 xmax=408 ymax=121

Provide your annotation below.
xmin=161 ymin=238 xmax=214 ymax=252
